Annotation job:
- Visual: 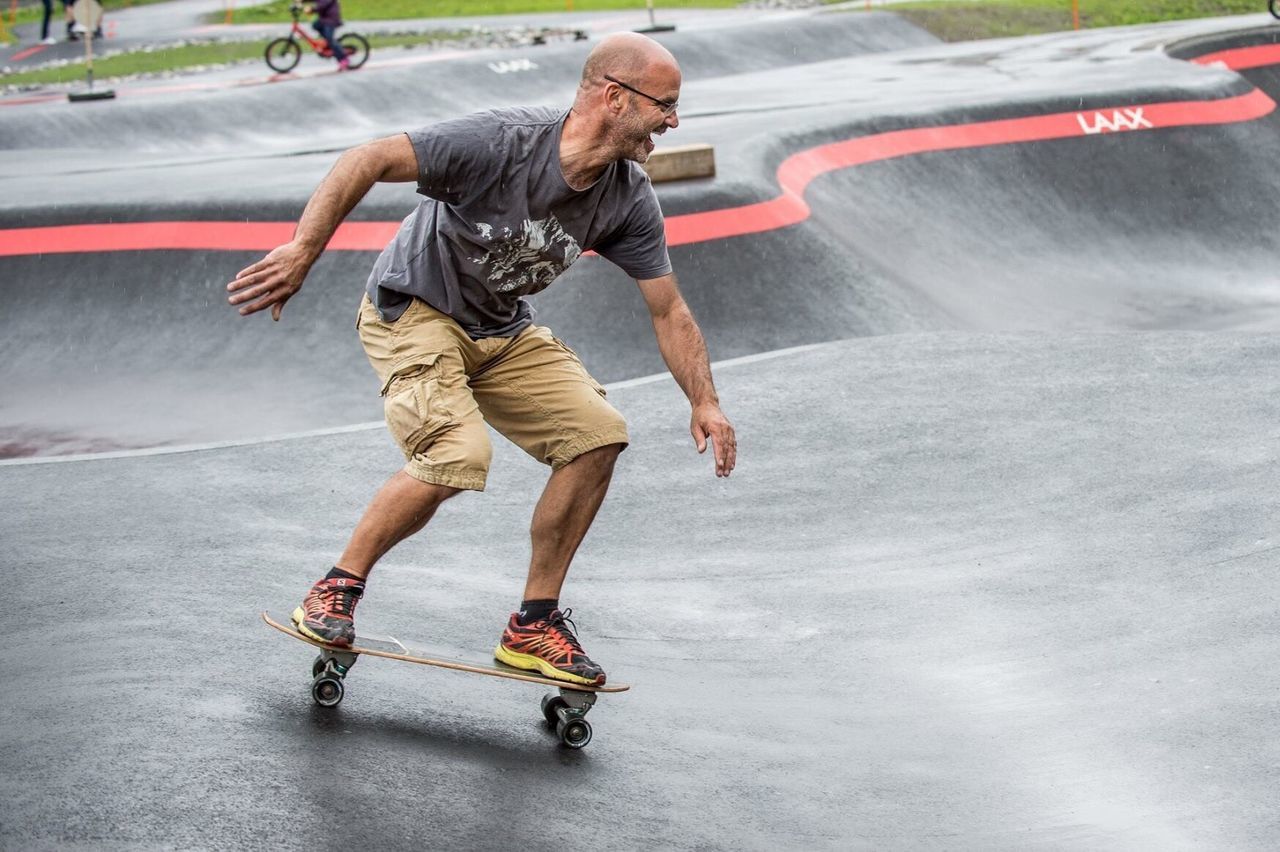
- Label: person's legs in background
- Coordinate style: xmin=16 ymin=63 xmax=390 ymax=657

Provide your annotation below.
xmin=314 ymin=21 xmax=348 ymax=69
xmin=63 ymin=0 xmax=78 ymax=41
xmin=39 ymin=0 xmax=56 ymax=43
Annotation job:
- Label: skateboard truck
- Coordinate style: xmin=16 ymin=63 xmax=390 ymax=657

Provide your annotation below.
xmin=310 ymin=649 xmax=358 ymax=708
xmin=541 ymin=689 xmax=597 ymax=749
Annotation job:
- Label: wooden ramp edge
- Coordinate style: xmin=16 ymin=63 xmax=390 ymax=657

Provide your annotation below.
xmin=643 ymin=143 xmax=716 ymax=183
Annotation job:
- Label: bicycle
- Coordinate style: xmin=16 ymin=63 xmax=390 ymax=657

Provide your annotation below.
xmin=264 ymin=3 xmax=370 ymax=73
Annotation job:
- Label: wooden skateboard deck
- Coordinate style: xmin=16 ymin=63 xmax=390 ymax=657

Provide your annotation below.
xmin=262 ymin=610 xmax=627 ymax=748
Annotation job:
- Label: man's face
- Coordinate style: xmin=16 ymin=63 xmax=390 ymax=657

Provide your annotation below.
xmin=608 ymin=71 xmax=681 ymax=164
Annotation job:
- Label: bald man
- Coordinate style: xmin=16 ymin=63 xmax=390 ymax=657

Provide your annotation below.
xmin=227 ymin=33 xmax=735 ymax=686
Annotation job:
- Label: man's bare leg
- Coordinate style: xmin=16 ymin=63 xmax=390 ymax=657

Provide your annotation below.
xmin=493 ymin=444 xmax=622 ymax=685
xmin=295 ymin=472 xmax=459 ymax=646
xmin=336 ymin=471 xmax=461 ymax=578
xmin=524 ymin=444 xmax=623 ymax=600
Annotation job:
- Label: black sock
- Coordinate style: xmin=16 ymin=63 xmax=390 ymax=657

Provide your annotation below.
xmin=517 ymin=599 xmax=558 ymax=625
xmin=325 ymin=566 xmax=365 ymax=584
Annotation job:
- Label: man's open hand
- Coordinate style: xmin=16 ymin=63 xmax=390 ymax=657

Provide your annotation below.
xmin=227 ymin=241 xmax=312 ymax=321
xmin=691 ymin=402 xmax=736 ymax=477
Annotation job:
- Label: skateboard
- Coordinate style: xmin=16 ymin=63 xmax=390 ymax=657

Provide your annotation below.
xmin=261 ymin=611 xmax=629 ymax=749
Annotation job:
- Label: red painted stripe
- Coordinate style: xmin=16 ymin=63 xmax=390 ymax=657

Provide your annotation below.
xmin=0 ymin=87 xmax=1274 ymax=258
xmin=9 ymin=44 xmax=49 ymax=63
xmin=665 ymin=87 xmax=1275 ymax=246
xmin=0 ymin=93 xmax=63 ymax=106
xmin=8 ymin=221 xmax=291 ymax=253
xmin=1192 ymin=43 xmax=1280 ymax=71
xmin=0 ymin=220 xmax=403 ymax=255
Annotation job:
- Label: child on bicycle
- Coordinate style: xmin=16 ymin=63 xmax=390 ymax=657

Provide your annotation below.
xmin=305 ymin=0 xmax=349 ymax=70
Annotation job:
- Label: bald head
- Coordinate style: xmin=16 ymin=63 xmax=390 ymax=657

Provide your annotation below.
xmin=566 ymin=32 xmax=681 ymax=169
xmin=580 ymin=32 xmax=679 ymax=88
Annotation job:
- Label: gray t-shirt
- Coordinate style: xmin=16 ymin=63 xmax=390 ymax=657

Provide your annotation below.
xmin=364 ymin=106 xmax=673 ymax=338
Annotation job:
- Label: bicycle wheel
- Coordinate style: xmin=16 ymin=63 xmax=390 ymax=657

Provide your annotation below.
xmin=1271 ymin=0 xmax=1280 ymax=20
xmin=265 ymin=38 xmax=302 ymax=73
xmin=338 ymin=33 xmax=370 ymax=70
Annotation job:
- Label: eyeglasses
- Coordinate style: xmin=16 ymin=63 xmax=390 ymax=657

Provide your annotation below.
xmin=603 ymin=74 xmax=679 ymax=117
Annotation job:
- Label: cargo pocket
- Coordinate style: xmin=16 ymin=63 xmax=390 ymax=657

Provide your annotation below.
xmin=381 ymin=354 xmax=453 ymax=458
xmin=551 ymin=335 xmax=608 ymax=399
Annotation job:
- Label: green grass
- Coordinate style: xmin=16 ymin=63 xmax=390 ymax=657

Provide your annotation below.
xmin=888 ymin=0 xmax=1263 ymax=42
xmin=220 ymin=0 xmax=742 ymax=25
xmin=0 ymin=30 xmax=464 ymax=86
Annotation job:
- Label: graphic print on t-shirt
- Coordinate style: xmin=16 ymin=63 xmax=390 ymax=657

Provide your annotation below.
xmin=471 ymin=216 xmax=583 ymax=293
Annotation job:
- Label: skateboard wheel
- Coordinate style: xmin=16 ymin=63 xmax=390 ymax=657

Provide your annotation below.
xmin=556 ymin=717 xmax=592 ymax=749
xmin=541 ymin=693 xmax=568 ymax=726
xmin=311 ymin=675 xmax=344 ymax=707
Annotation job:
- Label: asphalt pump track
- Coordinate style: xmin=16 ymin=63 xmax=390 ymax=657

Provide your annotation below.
xmin=2 ymin=10 xmax=1279 ymax=850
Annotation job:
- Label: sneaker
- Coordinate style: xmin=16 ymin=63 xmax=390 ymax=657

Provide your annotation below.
xmin=494 ymin=608 xmax=606 ymax=686
xmin=41 ymin=36 xmax=57 ymax=45
xmin=291 ymin=575 xmax=365 ymax=647
xmin=337 ymin=57 xmax=350 ymax=71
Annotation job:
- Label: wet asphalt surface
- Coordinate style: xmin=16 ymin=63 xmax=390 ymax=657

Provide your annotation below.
xmin=3 ymin=6 xmax=1280 ymax=850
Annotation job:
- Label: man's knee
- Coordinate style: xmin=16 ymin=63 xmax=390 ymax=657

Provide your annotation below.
xmin=394 ymin=471 xmax=464 ymax=503
xmin=560 ymin=441 xmax=625 ymax=475
xmin=547 ymin=412 xmax=629 ymax=470
xmin=589 ymin=442 xmax=624 ymax=463
xmin=402 ymin=420 xmax=493 ymax=491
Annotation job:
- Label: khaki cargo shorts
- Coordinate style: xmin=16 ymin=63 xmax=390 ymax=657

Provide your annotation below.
xmin=357 ymin=295 xmax=629 ymax=491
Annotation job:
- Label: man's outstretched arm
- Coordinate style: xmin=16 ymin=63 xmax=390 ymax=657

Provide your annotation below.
xmin=227 ymin=133 xmax=418 ymax=320
xmin=637 ymin=273 xmax=737 ymax=478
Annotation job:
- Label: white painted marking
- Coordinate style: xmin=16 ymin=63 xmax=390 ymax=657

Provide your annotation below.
xmin=487 ymin=58 xmax=538 ymax=74
xmin=0 ymin=342 xmax=829 ymax=466
xmin=1123 ymin=108 xmax=1153 ymax=130
xmin=1076 ymin=108 xmax=1155 ymax=136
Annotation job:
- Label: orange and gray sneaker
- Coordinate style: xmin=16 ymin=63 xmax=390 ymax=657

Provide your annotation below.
xmin=494 ymin=608 xmax=606 ymax=686
xmin=291 ymin=576 xmax=365 ymax=647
